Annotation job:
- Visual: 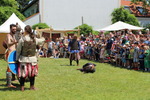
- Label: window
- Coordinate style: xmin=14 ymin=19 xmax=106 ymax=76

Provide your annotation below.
xmin=136 ymin=6 xmax=148 ymax=15
xmin=31 ymin=9 xmax=35 ymax=14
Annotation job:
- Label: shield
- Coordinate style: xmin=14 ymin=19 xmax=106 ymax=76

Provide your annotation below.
xmin=7 ymin=50 xmax=18 ymax=74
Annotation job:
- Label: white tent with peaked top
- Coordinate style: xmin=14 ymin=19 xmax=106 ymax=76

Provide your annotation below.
xmin=0 ymin=13 xmax=26 ymax=33
xmin=0 ymin=13 xmax=26 ymax=54
xmin=100 ymin=21 xmax=143 ymax=31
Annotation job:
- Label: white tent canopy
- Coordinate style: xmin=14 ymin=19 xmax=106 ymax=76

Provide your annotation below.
xmin=0 ymin=13 xmax=26 ymax=33
xmin=100 ymin=21 xmax=143 ymax=31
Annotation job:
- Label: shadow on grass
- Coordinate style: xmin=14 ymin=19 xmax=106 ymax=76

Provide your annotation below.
xmin=0 ymin=83 xmax=32 ymax=91
xmin=106 ymin=63 xmax=150 ymax=73
xmin=0 ymin=87 xmax=29 ymax=91
xmin=0 ymin=79 xmax=21 ymax=91
xmin=0 ymin=54 xmax=5 ymax=60
xmin=60 ymin=64 xmax=75 ymax=66
xmin=0 ymin=78 xmax=6 ymax=82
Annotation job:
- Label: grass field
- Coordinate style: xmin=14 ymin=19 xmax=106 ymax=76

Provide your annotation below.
xmin=0 ymin=58 xmax=150 ymax=100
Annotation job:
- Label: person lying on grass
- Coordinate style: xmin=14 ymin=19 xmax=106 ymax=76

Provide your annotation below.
xmin=77 ymin=63 xmax=96 ymax=73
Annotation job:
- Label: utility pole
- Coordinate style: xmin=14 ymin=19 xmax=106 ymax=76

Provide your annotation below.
xmin=40 ymin=0 xmax=44 ymax=23
xmin=81 ymin=16 xmax=84 ymax=25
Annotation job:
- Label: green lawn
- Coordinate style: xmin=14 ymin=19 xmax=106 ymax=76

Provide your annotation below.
xmin=0 ymin=58 xmax=150 ymax=100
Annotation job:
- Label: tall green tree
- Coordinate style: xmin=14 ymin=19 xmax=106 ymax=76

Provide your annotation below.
xmin=111 ymin=7 xmax=140 ymax=26
xmin=0 ymin=0 xmax=18 ymax=9
xmin=0 ymin=0 xmax=25 ymax=25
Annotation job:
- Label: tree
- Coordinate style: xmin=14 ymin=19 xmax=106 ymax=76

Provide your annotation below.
xmin=111 ymin=7 xmax=140 ymax=26
xmin=75 ymin=24 xmax=93 ymax=36
xmin=0 ymin=0 xmax=25 ymax=25
xmin=32 ymin=23 xmax=50 ymax=30
xmin=0 ymin=0 xmax=18 ymax=9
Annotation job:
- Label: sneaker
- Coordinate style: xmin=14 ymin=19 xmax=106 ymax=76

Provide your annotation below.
xmin=127 ymin=66 xmax=130 ymax=69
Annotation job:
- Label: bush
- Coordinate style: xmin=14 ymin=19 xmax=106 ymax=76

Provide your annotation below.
xmin=75 ymin=24 xmax=93 ymax=36
xmin=92 ymin=30 xmax=99 ymax=35
xmin=32 ymin=23 xmax=50 ymax=30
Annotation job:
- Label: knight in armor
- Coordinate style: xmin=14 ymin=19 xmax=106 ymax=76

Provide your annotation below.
xmin=68 ymin=36 xmax=81 ymax=66
xmin=16 ymin=25 xmax=45 ymax=91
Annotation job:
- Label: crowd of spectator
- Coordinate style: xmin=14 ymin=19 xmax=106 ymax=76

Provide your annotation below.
xmin=37 ymin=30 xmax=150 ymax=72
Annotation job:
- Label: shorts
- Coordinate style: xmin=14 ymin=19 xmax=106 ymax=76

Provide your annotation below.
xmin=48 ymin=48 xmax=52 ymax=54
xmin=133 ymin=58 xmax=139 ymax=62
xmin=122 ymin=58 xmax=126 ymax=63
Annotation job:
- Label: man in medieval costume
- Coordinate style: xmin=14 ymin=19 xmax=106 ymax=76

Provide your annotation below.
xmin=68 ymin=36 xmax=81 ymax=66
xmin=16 ymin=25 xmax=45 ymax=91
xmin=5 ymin=24 xmax=18 ymax=88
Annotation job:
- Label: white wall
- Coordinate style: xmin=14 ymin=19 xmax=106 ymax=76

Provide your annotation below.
xmin=137 ymin=17 xmax=150 ymax=27
xmin=24 ymin=13 xmax=40 ymax=26
xmin=39 ymin=0 xmax=120 ymax=30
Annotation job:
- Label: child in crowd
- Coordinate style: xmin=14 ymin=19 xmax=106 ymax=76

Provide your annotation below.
xmin=121 ymin=45 xmax=126 ymax=67
xmin=84 ymin=43 xmax=88 ymax=59
xmin=99 ymin=44 xmax=105 ymax=63
xmin=80 ymin=42 xmax=85 ymax=59
xmin=139 ymin=45 xmax=145 ymax=71
xmin=63 ymin=44 xmax=69 ymax=58
xmin=129 ymin=44 xmax=134 ymax=69
xmin=39 ymin=48 xmax=44 ymax=57
xmin=133 ymin=42 xmax=139 ymax=70
xmin=93 ymin=44 xmax=100 ymax=61
xmin=125 ymin=44 xmax=130 ymax=69
xmin=144 ymin=45 xmax=150 ymax=71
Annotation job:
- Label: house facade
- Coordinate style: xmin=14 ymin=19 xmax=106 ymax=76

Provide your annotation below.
xmin=121 ymin=0 xmax=150 ymax=26
xmin=23 ymin=0 xmax=120 ymax=30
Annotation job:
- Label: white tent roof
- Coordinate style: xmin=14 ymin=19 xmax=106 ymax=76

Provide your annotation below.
xmin=0 ymin=13 xmax=26 ymax=33
xmin=100 ymin=21 xmax=143 ymax=31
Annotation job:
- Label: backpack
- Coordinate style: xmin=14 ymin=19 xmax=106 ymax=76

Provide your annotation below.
xmin=2 ymin=40 xmax=7 ymax=49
